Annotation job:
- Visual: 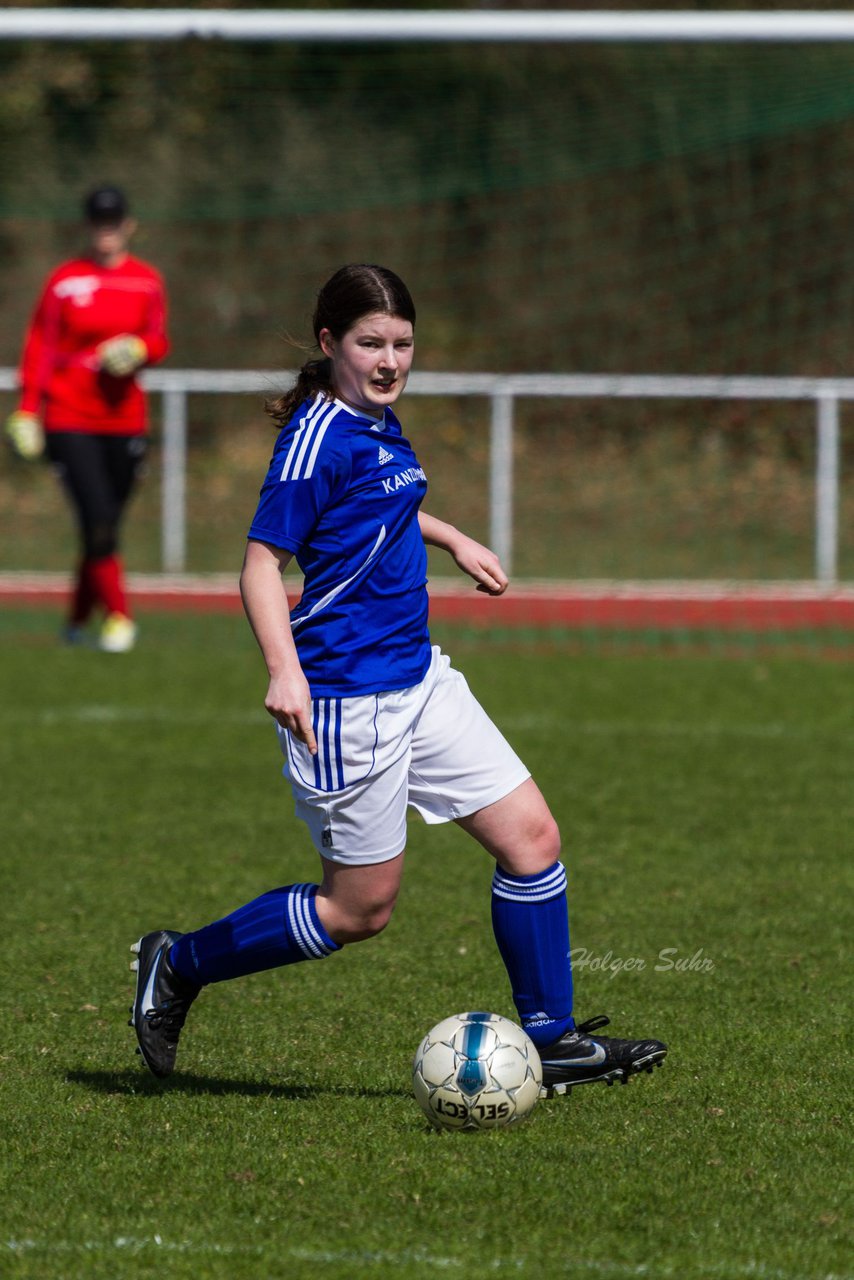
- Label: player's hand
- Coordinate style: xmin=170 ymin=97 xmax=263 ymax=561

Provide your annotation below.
xmin=264 ymin=671 xmax=318 ymax=755
xmin=451 ymin=535 xmax=509 ymax=596
xmin=5 ymin=410 xmax=45 ymax=461
xmin=96 ymin=334 xmax=147 ymax=377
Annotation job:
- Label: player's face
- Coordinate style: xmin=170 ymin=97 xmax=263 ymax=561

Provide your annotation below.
xmin=87 ymin=217 xmax=136 ymax=268
xmin=320 ymin=312 xmax=414 ymax=419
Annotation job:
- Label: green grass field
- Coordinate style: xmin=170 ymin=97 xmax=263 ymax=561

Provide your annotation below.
xmin=1 ymin=607 xmax=851 ymax=1280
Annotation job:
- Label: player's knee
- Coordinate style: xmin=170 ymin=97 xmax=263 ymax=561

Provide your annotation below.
xmin=329 ymin=897 xmax=397 ymax=944
xmin=497 ymin=811 xmax=562 ymax=877
xmin=336 ymin=909 xmax=393 ymax=944
xmin=85 ymin=523 xmax=118 ymax=559
xmin=531 ymin=812 xmax=562 ymax=868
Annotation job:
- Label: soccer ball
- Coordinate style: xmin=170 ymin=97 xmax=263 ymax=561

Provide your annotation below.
xmin=412 ymin=1011 xmax=542 ymax=1131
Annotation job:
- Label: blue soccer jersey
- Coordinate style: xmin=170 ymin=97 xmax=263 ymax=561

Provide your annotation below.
xmin=247 ymin=394 xmax=431 ymax=697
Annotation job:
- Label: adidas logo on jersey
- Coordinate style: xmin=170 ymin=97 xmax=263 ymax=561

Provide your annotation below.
xmin=378 ymin=446 xmax=395 ymax=466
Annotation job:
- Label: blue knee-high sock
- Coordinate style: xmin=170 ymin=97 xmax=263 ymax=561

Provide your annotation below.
xmin=169 ymin=884 xmax=340 ymax=985
xmin=491 ymin=862 xmax=574 ymax=1049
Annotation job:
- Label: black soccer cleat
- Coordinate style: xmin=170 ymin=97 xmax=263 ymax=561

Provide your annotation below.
xmin=129 ymin=930 xmax=200 ymax=1079
xmin=538 ymin=1014 xmax=667 ymax=1097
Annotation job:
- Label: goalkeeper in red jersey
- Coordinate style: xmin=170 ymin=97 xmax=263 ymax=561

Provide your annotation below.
xmin=5 ymin=185 xmax=169 ymax=651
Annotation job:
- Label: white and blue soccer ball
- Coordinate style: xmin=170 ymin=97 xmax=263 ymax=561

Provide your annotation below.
xmin=412 ymin=1011 xmax=542 ymax=1131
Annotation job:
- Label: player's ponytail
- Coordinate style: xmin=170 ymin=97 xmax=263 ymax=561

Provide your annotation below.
xmin=267 ymin=263 xmax=415 ymax=428
xmin=266 ymin=357 xmax=332 ymax=427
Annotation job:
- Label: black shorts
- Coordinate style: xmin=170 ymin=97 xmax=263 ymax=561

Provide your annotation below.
xmin=46 ymin=431 xmax=147 ymax=559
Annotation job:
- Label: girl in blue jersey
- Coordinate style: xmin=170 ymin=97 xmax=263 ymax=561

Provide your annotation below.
xmin=130 ymin=264 xmax=666 ymax=1095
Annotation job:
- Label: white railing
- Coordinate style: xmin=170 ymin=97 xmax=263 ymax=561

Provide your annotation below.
xmin=3 ymin=10 xmax=854 ymax=44
xmin=1 ymin=367 xmax=850 ymax=583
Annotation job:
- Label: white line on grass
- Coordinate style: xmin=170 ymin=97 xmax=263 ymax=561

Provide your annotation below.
xmin=502 ymin=715 xmax=854 ymax=745
xmin=0 ymin=705 xmax=269 ymax=727
xmin=1 ymin=705 xmax=851 ymax=747
xmin=3 ymin=1239 xmax=849 ymax=1279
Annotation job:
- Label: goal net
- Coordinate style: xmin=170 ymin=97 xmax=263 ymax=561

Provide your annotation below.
xmin=1 ymin=13 xmax=853 ymax=645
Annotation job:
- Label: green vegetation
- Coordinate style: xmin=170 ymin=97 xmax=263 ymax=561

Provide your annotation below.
xmin=1 ymin=608 xmax=851 ymax=1279
xmin=2 ymin=12 xmax=853 ymax=584
xmin=1 ymin=24 xmax=854 ymax=378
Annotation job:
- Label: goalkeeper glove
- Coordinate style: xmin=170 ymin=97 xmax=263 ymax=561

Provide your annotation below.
xmin=5 ymin=410 xmax=45 ymax=461
xmin=97 ymin=334 xmax=147 ymax=377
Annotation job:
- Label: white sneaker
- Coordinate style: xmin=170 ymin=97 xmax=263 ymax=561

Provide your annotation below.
xmin=99 ymin=612 xmax=137 ymax=653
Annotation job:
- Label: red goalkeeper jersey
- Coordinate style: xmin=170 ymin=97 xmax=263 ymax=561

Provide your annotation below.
xmin=17 ymin=254 xmax=169 ymax=435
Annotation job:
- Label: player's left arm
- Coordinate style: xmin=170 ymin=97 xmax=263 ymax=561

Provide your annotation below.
xmin=6 ymin=278 xmax=56 ymax=458
xmin=418 ymin=510 xmax=508 ymax=596
xmin=137 ymin=270 xmax=169 ymax=366
xmin=96 ymin=272 xmax=170 ymax=376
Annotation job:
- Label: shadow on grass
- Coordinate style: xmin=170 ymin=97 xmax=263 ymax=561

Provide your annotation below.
xmin=64 ymin=1067 xmax=411 ymax=1101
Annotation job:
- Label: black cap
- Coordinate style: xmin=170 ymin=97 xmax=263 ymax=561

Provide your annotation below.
xmin=83 ymin=185 xmax=129 ymax=224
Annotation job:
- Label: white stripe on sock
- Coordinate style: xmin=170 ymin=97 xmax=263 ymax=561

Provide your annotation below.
xmin=492 ymin=862 xmax=566 ymax=903
xmin=288 ymin=885 xmax=325 ymax=959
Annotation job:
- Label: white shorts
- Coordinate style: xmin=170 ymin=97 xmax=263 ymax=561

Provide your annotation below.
xmin=277 ymin=646 xmax=530 ymax=865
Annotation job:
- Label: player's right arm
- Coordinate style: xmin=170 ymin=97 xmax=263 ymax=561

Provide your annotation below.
xmin=5 ymin=277 xmax=57 ymax=457
xmin=240 ymin=537 xmax=317 ymax=755
xmin=17 ymin=275 xmax=61 ymax=416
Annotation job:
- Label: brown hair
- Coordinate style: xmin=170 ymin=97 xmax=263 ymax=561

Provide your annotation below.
xmin=267 ymin=264 xmax=416 ymax=426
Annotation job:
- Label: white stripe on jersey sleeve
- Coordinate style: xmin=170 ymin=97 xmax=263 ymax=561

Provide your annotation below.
xmin=280 ymin=404 xmax=316 ymax=481
xmin=280 ymin=395 xmax=332 ymax=482
xmin=290 ymin=399 xmax=338 ymax=481
xmin=302 ymin=404 xmax=337 ymax=478
xmin=280 ymin=399 xmax=320 ymax=481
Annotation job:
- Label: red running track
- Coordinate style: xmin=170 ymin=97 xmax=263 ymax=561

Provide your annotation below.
xmin=2 ymin=573 xmax=854 ymax=631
